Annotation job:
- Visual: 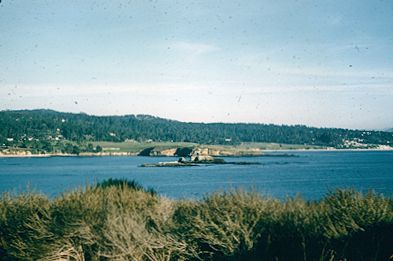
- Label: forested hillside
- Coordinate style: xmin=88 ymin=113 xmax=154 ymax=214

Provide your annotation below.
xmin=1 ymin=109 xmax=392 ymax=150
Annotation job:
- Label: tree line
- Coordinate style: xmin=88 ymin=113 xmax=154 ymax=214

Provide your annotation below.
xmin=1 ymin=109 xmax=392 ymax=148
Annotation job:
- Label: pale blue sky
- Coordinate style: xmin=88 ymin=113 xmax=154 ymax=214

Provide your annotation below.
xmin=1 ymin=0 xmax=392 ymax=129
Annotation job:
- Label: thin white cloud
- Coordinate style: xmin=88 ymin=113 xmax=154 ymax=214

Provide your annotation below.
xmin=0 ymin=83 xmax=209 ymax=98
xmin=243 ymin=84 xmax=393 ymax=95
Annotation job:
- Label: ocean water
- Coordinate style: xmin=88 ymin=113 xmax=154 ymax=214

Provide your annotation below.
xmin=0 ymin=151 xmax=392 ymax=200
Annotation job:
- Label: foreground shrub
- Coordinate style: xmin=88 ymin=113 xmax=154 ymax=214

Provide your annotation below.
xmin=255 ymin=197 xmax=327 ymax=261
xmin=172 ymin=190 xmax=280 ymax=260
xmin=172 ymin=190 xmax=393 ymax=261
xmin=0 ymin=181 xmax=392 ymax=261
xmin=0 ymin=193 xmax=55 ymax=260
xmin=101 ymin=202 xmax=188 ymax=261
xmin=0 ymin=180 xmax=188 ymax=260
xmin=321 ymin=190 xmax=393 ymax=261
xmin=95 ymin=178 xmax=156 ymax=196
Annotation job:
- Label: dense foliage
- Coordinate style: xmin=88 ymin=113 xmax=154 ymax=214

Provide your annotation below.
xmin=0 ymin=181 xmax=392 ymax=260
xmin=1 ymin=109 xmax=392 ymax=149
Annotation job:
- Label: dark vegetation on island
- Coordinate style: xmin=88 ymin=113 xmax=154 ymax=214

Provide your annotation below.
xmin=0 ymin=179 xmax=392 ymax=260
xmin=1 ymin=109 xmax=393 ymax=154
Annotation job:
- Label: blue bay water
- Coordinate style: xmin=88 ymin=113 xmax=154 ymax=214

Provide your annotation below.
xmin=0 ymin=151 xmax=392 ymax=199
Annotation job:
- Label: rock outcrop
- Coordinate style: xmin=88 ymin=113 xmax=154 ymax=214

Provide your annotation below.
xmin=137 ymin=147 xmax=178 ymax=156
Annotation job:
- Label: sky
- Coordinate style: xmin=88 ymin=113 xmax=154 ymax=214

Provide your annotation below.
xmin=0 ymin=0 xmax=392 ymax=130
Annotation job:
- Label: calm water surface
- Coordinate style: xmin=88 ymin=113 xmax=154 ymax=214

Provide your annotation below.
xmin=0 ymin=151 xmax=392 ymax=199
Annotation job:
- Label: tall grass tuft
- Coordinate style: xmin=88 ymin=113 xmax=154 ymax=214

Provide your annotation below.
xmin=0 ymin=180 xmax=392 ymax=261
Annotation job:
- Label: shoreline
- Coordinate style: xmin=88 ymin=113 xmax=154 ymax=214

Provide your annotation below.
xmin=1 ymin=147 xmax=393 ymax=158
xmin=262 ymin=147 xmax=393 ymax=153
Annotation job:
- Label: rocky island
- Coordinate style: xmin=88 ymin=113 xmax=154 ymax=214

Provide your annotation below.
xmin=141 ymin=150 xmax=261 ymax=167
